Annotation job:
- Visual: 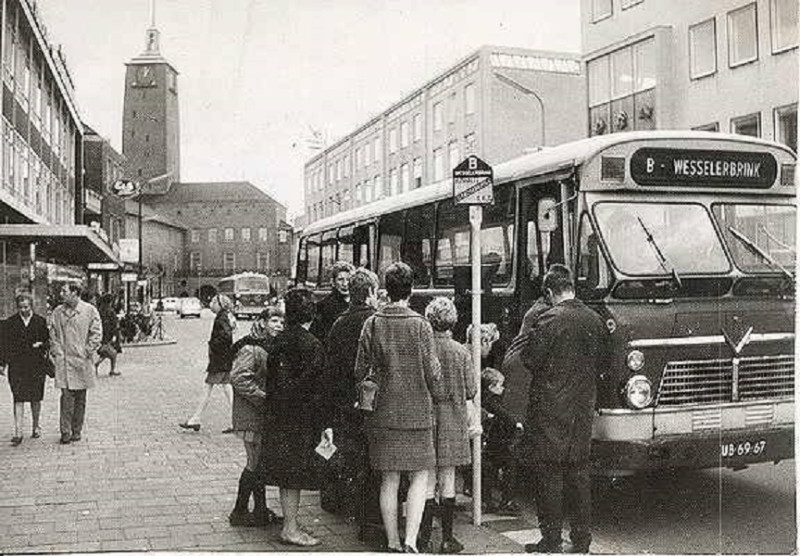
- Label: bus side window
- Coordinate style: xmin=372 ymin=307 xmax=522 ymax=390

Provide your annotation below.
xmin=296 ymin=237 xmax=308 ymax=284
xmin=404 ymin=204 xmax=434 ymax=287
xmin=378 ymin=211 xmax=404 ymax=282
xmin=435 ymin=199 xmax=469 ymax=287
xmin=339 ymin=225 xmax=355 ymax=266
xmin=576 ymin=212 xmax=610 ymax=298
xmin=353 ymin=225 xmax=371 ymax=269
xmin=306 ymin=234 xmax=321 ymax=288
xmin=320 ymin=230 xmax=338 ymax=288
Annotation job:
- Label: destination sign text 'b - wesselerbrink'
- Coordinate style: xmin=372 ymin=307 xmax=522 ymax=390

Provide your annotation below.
xmin=630 ymin=148 xmax=778 ymax=188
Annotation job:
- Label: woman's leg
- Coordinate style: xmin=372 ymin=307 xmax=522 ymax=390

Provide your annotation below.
xmin=13 ymin=402 xmax=24 ymax=437
xmin=438 ymin=466 xmax=463 ymax=552
xmin=439 ymin=466 xmax=456 ymax=498
xmin=279 ymin=487 xmax=318 ymax=544
xmin=404 ymin=469 xmax=430 ymax=551
xmin=187 ymin=383 xmax=214 ymax=425
xmin=380 ymin=471 xmax=402 ymax=550
xmin=108 ymin=350 xmax=118 ymax=374
xmin=418 ymin=469 xmax=438 ymax=550
xmin=222 ymin=383 xmax=233 ymax=406
xmin=30 ymin=401 xmax=41 ymax=435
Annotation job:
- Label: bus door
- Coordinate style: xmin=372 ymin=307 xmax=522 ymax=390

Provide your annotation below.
xmin=516 ymin=180 xmax=566 ymax=326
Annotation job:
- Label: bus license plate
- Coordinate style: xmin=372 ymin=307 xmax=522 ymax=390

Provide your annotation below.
xmin=721 ymin=439 xmax=766 ymax=458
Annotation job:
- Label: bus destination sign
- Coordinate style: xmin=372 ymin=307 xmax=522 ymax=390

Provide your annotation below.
xmin=630 ymin=148 xmax=778 ymax=188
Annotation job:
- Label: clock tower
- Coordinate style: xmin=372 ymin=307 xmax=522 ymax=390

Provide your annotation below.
xmin=122 ymin=17 xmax=180 ymax=194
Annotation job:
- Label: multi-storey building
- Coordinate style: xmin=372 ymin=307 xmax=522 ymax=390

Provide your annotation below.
xmin=581 ymin=0 xmax=797 ymax=151
xmin=0 ymin=0 xmax=118 ymax=314
xmin=304 ymin=45 xmax=586 ymax=224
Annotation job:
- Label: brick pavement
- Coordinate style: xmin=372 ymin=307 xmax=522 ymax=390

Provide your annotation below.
xmin=0 ymin=312 xmax=529 ymax=554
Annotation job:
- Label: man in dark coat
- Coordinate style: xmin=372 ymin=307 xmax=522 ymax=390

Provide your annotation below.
xmin=320 ymin=267 xmax=379 ymax=516
xmin=310 ymin=260 xmax=354 ymax=340
xmin=518 ymin=264 xmax=608 ymax=554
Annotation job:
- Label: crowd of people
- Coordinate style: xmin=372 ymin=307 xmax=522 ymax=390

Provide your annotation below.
xmin=1 ymin=258 xmax=608 ymax=554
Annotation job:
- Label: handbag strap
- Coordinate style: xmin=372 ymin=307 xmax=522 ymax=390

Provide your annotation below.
xmin=365 ymin=315 xmax=379 ymax=379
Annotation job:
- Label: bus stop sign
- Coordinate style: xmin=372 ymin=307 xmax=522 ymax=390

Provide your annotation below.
xmin=453 ymin=155 xmax=494 ymax=205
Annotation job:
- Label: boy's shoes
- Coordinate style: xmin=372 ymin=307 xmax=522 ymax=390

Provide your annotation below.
xmin=253 ymin=508 xmax=283 ymax=526
xmin=525 ymin=539 xmax=563 ymax=553
xmin=228 ymin=510 xmax=256 ymax=527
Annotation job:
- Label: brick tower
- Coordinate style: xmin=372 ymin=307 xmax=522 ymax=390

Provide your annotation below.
xmin=122 ymin=8 xmax=180 ymax=194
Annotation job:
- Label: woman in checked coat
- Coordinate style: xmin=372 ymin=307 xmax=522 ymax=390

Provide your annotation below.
xmin=355 ymin=262 xmax=445 ymax=553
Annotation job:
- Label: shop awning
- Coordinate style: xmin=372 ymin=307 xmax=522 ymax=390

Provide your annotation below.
xmin=0 ymin=224 xmax=121 ymax=267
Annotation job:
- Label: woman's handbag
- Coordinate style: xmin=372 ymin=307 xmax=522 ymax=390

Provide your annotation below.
xmin=466 ymin=399 xmax=483 ymax=438
xmin=355 ymin=317 xmax=379 ymax=412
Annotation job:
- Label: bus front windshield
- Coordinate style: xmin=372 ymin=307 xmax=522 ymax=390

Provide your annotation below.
xmin=712 ymin=203 xmax=796 ymax=274
xmin=594 ymin=202 xmax=729 ymax=276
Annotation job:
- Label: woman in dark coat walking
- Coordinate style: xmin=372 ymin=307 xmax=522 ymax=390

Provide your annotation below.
xmin=355 ymin=262 xmax=445 ymax=553
xmin=259 ymin=288 xmax=332 ymax=547
xmin=1 ymin=292 xmax=50 ymax=445
xmin=95 ymin=293 xmax=121 ymax=376
xmin=180 ymin=294 xmax=236 ymax=432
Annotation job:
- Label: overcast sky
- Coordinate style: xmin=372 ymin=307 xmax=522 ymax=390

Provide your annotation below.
xmin=39 ymin=0 xmax=581 ymax=219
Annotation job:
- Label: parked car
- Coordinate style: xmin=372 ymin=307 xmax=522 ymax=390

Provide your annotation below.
xmin=150 ymin=297 xmax=179 ymax=313
xmin=178 ymin=297 xmax=203 ymax=318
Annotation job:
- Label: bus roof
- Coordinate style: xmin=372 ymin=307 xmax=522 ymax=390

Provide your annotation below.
xmin=218 ymin=272 xmax=270 ymax=282
xmin=303 ymin=131 xmax=794 ymax=236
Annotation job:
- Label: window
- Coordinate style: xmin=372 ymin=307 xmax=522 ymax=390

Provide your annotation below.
xmin=448 ymin=92 xmax=457 ymax=123
xmin=306 ymin=234 xmax=321 ymax=286
xmin=731 ymin=112 xmax=761 ymax=137
xmin=774 ymin=104 xmax=798 ymax=152
xmin=256 ymin=252 xmax=269 ymax=271
xmin=404 ymin=204 xmax=435 ymax=287
xmin=464 ymin=132 xmax=477 ymax=155
xmin=621 ymin=0 xmax=643 ymax=8
xmin=389 ymin=128 xmax=397 ymax=153
xmin=389 ymin=168 xmax=398 ymax=196
xmin=375 ymin=175 xmax=382 ymax=198
xmin=400 ymin=121 xmax=409 ymax=148
xmin=191 ymin=229 xmax=200 ymax=243
xmin=223 ymin=252 xmax=236 ymax=272
xmin=378 ymin=212 xmax=404 ymax=281
xmin=208 ymin=228 xmax=217 ymax=243
xmin=693 ymin=122 xmax=720 ymax=132
xmin=690 ymin=19 xmax=717 ymax=78
xmin=241 ymin=228 xmax=251 ymax=242
xmin=576 ymin=213 xmax=611 ymax=299
xmin=588 ymin=56 xmax=611 ymax=107
xmin=224 ymin=227 xmax=234 ymax=241
xmin=413 ymin=157 xmax=423 ymax=189
xmin=434 ymin=199 xmax=469 ymax=286
xmin=611 ymin=48 xmax=633 ymax=99
xmin=259 ymin=227 xmax=268 ymax=241
xmin=448 ymin=141 xmax=460 ymax=172
xmin=728 ymin=3 xmax=758 ymax=67
xmin=338 ymin=226 xmax=355 ymax=265
xmin=464 ymin=83 xmax=476 ymax=115
xmin=633 ymin=39 xmax=656 ymax=90
xmin=592 ymin=0 xmax=612 ymax=21
xmin=189 ymin=252 xmax=202 ymax=271
xmin=771 ymin=0 xmax=798 ymax=52
xmin=321 ymin=231 xmax=337 ymax=281
xmin=413 ymin=113 xmax=422 ymax=141
xmin=373 ymin=137 xmax=380 ymax=163
xmin=433 ymin=148 xmax=444 ymax=181
xmin=433 ymin=102 xmax=443 ymax=131
xmin=400 ymin=163 xmax=410 ymax=193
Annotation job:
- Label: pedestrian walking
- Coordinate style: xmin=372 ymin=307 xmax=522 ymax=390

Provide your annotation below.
xmin=95 ymin=293 xmax=122 ymax=376
xmin=418 ymin=296 xmax=476 ymax=554
xmin=228 ymin=306 xmax=284 ymax=527
xmin=518 ymin=264 xmax=608 ymax=554
xmin=259 ymin=288 xmax=333 ymax=547
xmin=49 ymin=283 xmax=103 ymax=445
xmin=180 ymin=294 xmax=236 ymax=433
xmin=320 ymin=267 xmax=379 ymax=517
xmin=354 ymin=262 xmax=445 ymax=553
xmin=1 ymin=291 xmax=50 ymax=445
xmin=310 ymin=260 xmax=354 ymax=340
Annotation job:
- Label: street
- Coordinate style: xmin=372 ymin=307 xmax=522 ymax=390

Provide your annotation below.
xmin=0 ymin=311 xmax=795 ymax=553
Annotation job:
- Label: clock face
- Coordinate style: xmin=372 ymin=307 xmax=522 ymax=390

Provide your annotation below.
xmin=136 ymin=65 xmax=155 ymax=87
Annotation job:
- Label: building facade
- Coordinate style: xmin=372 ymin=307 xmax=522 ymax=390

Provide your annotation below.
xmin=304 ymin=45 xmax=586 ymax=224
xmin=144 ymin=181 xmax=290 ymax=300
xmin=581 ymin=0 xmax=797 ymax=151
xmin=0 ymin=0 xmax=118 ymax=314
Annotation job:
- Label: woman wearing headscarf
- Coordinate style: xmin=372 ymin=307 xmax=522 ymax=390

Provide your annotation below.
xmin=180 ymin=294 xmax=236 ymax=432
xmin=355 ymin=262 xmax=445 ymax=553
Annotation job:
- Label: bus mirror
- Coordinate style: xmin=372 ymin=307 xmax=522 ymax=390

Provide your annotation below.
xmin=538 ymin=198 xmax=558 ymax=232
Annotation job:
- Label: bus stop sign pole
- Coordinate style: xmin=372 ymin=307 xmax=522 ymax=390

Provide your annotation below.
xmin=452 ymin=154 xmax=493 ymax=526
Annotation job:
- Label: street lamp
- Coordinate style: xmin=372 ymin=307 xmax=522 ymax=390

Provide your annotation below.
xmin=493 ymin=71 xmax=546 ymax=148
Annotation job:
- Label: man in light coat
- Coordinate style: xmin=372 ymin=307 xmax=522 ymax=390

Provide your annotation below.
xmin=50 ymin=283 xmax=102 ymax=444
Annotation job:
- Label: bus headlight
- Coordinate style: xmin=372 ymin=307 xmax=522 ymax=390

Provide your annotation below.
xmin=625 ymin=375 xmax=653 ymax=409
xmin=626 ymin=350 xmax=645 ymax=371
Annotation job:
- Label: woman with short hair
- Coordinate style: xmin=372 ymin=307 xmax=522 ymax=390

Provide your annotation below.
xmin=355 ymin=262 xmax=445 ymax=553
xmin=180 ymin=294 xmax=236 ymax=432
xmin=1 ymin=291 xmax=50 ymax=445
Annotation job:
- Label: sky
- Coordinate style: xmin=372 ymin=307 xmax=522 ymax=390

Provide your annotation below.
xmin=38 ymin=0 xmax=581 ymax=220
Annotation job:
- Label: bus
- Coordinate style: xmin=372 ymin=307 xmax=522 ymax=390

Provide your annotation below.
xmin=217 ymin=272 xmax=274 ymax=319
xmin=295 ymin=131 xmax=795 ymax=475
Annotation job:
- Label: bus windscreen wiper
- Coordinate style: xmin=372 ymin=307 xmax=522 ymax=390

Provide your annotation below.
xmin=636 ymin=216 xmax=682 ymax=288
xmin=728 ymin=226 xmax=794 ymax=281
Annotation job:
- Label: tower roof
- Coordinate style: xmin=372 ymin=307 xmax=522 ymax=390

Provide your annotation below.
xmin=127 ymin=2 xmax=178 ymax=72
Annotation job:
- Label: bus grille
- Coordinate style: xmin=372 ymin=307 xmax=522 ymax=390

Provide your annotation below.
xmin=656 ymin=355 xmax=794 ymax=406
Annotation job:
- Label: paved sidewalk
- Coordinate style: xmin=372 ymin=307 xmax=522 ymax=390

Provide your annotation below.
xmin=0 ymin=314 xmax=529 ymax=553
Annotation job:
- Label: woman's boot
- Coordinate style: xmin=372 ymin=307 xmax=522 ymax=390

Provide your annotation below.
xmin=439 ymin=497 xmax=463 ymax=553
xmin=417 ymin=498 xmax=437 ymax=552
xmin=252 ymin=477 xmax=281 ymax=526
xmin=229 ymin=469 xmax=256 ymax=526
